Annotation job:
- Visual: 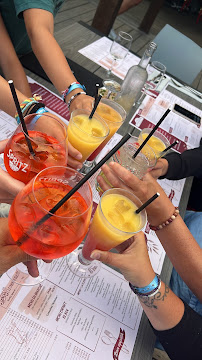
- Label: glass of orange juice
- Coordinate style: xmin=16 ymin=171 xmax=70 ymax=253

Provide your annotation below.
xmin=81 ymin=99 xmax=126 ymax=174
xmin=67 ymin=188 xmax=147 ymax=278
xmin=67 ymin=109 xmax=109 ymax=163
xmin=138 ymin=128 xmax=170 ymax=159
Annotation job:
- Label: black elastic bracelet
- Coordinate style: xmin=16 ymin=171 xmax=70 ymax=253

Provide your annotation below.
xmin=26 ymin=102 xmax=46 ymax=115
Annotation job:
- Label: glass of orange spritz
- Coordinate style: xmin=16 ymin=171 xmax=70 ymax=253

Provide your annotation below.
xmin=4 ymin=113 xmax=68 ymax=184
xmin=7 ymin=166 xmax=93 ymax=285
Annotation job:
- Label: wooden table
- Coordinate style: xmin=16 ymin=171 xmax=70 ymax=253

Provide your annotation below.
xmin=24 ymin=21 xmax=201 ymax=360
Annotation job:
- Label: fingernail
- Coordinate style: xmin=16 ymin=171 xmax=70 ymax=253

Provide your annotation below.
xmin=76 ymin=164 xmax=82 ymax=170
xmin=75 ymin=153 xmax=82 ymax=160
xmin=90 ymin=251 xmax=100 ymax=260
xmin=109 ymin=161 xmax=115 ymax=166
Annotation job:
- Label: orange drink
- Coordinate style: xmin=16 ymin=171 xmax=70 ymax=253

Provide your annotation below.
xmin=67 ymin=109 xmax=109 ymax=162
xmin=8 ymin=166 xmax=92 ymax=260
xmin=138 ymin=128 xmax=170 ymax=158
xmin=82 ymin=188 xmax=146 ymax=262
xmin=87 ymin=99 xmax=126 ymax=161
xmin=4 ymin=113 xmax=67 ymax=184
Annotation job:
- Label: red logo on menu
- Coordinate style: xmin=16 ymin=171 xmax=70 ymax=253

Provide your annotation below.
xmin=113 ymin=328 xmax=126 ymax=360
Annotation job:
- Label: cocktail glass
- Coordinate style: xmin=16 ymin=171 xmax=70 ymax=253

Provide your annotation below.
xmin=81 ymin=99 xmax=126 ymax=173
xmin=138 ymin=128 xmax=170 ymax=159
xmin=6 ymin=166 xmax=93 ymax=285
xmin=67 ymin=109 xmax=109 ymax=163
xmin=96 ymin=136 xmax=157 ymax=193
xmin=98 ymin=79 xmax=122 ymax=100
xmin=107 ymin=31 xmax=133 ymax=77
xmin=66 ymin=188 xmax=147 ymax=278
xmin=148 ymin=61 xmax=166 ymax=92
xmin=4 ymin=113 xmax=68 ymax=184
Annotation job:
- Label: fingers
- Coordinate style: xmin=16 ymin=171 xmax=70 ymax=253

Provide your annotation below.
xmin=0 ymin=139 xmax=8 ymax=153
xmin=68 ymin=142 xmax=82 ymax=160
xmin=99 ymin=163 xmax=130 ymax=191
xmin=24 ymin=260 xmax=39 ymax=277
xmin=90 ymin=249 xmax=127 ymax=270
xmin=67 ymin=156 xmax=82 ymax=170
xmin=108 ymin=162 xmax=141 ymax=190
xmin=0 ymin=167 xmax=24 ymax=197
xmin=67 ymin=142 xmax=83 ymax=169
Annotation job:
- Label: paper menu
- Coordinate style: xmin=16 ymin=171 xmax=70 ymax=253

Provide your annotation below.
xmin=0 ymin=261 xmax=143 ymax=360
xmin=130 ymin=90 xmax=202 ymax=150
xmin=27 ymin=76 xmax=70 ymax=124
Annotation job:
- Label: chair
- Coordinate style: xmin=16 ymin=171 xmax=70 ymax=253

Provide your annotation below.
xmin=151 ymin=24 xmax=202 ymax=85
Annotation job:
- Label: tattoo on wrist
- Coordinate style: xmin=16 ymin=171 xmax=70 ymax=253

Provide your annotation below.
xmin=139 ymin=284 xmax=169 ymax=309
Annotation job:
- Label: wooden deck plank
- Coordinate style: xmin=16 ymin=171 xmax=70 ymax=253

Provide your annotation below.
xmin=54 ymin=23 xmax=101 ymax=73
xmin=54 ymin=3 xmax=95 ymax=23
xmin=53 ymin=0 xmax=202 ymax=91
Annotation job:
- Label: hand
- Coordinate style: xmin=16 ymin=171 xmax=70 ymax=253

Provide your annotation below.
xmin=91 ymin=232 xmax=155 ymax=287
xmin=97 ymin=162 xmax=175 ymax=226
xmin=69 ymin=93 xmax=93 ymax=113
xmin=37 ymin=112 xmax=83 ymax=169
xmin=67 ymin=141 xmax=82 ymax=169
xmin=0 ymin=218 xmax=39 ymax=277
xmin=149 ymin=158 xmax=169 ymax=179
xmin=0 ymin=140 xmax=24 ymax=203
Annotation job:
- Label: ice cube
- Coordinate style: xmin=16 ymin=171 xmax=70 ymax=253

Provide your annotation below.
xmin=46 ymin=193 xmax=64 ymax=210
xmin=114 ymin=199 xmax=131 ymax=213
xmin=107 ymin=209 xmax=124 ymax=226
xmin=92 ymin=128 xmax=103 ymax=137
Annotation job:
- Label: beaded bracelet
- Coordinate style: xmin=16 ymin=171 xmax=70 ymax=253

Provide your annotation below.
xmin=61 ymin=82 xmax=86 ymax=102
xmin=149 ymin=207 xmax=179 ymax=231
xmin=67 ymin=91 xmax=86 ymax=109
xmin=129 ymin=274 xmax=161 ymax=297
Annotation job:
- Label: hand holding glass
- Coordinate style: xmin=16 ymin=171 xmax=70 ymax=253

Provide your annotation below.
xmin=67 ymin=188 xmax=147 ymax=278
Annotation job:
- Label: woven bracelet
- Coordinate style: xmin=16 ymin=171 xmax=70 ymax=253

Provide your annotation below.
xmin=149 ymin=207 xmax=179 ymax=231
xmin=15 ymin=94 xmax=43 ymax=124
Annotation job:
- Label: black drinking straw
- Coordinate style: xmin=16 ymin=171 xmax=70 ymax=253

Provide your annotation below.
xmin=132 ymin=108 xmax=171 ymax=159
xmin=135 ymin=193 xmax=160 ymax=214
xmin=16 ymin=129 xmax=135 ymax=246
xmin=95 ymin=83 xmax=100 ymax=102
xmin=162 ymin=140 xmax=179 ymax=153
xmin=8 ymin=80 xmax=35 ymax=157
xmin=89 ymin=94 xmax=102 ymax=119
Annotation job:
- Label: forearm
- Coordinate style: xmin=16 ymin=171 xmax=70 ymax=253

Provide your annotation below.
xmin=0 ymin=76 xmax=27 ymax=117
xmin=1 ymin=58 xmax=32 ymax=98
xmin=0 ymin=14 xmax=31 ymax=97
xmin=139 ymin=282 xmax=184 ymax=331
xmin=29 ymin=28 xmax=76 ymax=96
xmin=153 ymin=215 xmax=202 ymax=301
xmin=163 ymin=147 xmax=202 ymax=180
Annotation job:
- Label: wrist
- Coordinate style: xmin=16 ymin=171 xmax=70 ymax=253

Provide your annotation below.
xmin=62 ymin=83 xmax=86 ymax=102
xmin=130 ymin=272 xmax=160 ymax=297
xmin=147 ymin=202 xmax=175 ymax=227
xmin=129 ymin=268 xmax=155 ymax=288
